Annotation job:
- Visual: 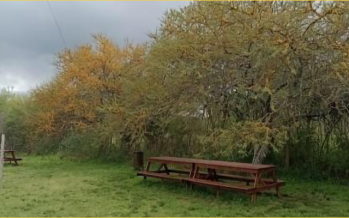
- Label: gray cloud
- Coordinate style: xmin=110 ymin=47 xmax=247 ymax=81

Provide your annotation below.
xmin=0 ymin=1 xmax=189 ymax=92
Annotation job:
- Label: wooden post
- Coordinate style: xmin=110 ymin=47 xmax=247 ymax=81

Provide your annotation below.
xmin=0 ymin=134 xmax=5 ymax=182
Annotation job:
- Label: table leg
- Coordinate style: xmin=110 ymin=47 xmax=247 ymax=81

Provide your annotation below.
xmin=251 ymin=173 xmax=261 ymax=203
xmin=144 ymin=162 xmax=152 ymax=180
xmin=189 ymin=163 xmax=195 ymax=178
xmin=250 ymin=194 xmax=255 ymax=203
xmin=157 ymin=164 xmax=164 ymax=172
xmin=163 ymin=164 xmax=170 ymax=175
xmin=4 ymin=152 xmax=9 ymax=164
xmin=206 ymin=168 xmax=212 ymax=180
xmin=146 ymin=162 xmax=151 ymax=171
xmin=193 ymin=166 xmax=200 ymax=178
xmin=271 ymin=170 xmax=280 ymax=197
xmin=186 ymin=163 xmax=196 ymax=190
xmin=11 ymin=151 xmax=18 ymax=165
xmin=191 ymin=166 xmax=200 ymax=190
xmin=213 ymin=169 xmax=218 ymax=181
xmin=206 ymin=168 xmax=217 ymax=181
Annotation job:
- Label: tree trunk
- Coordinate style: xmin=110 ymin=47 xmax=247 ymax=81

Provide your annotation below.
xmin=285 ymin=143 xmax=290 ymax=168
xmin=252 ymin=145 xmax=268 ymax=164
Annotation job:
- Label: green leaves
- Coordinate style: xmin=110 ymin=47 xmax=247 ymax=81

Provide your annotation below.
xmin=5 ymin=2 xmax=349 ymax=167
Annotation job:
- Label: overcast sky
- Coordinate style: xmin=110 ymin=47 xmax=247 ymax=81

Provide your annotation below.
xmin=0 ymin=1 xmax=189 ymax=93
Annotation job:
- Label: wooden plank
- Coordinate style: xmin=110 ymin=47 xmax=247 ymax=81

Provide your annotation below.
xmin=152 ymin=169 xmax=284 ymax=184
xmin=148 ymin=156 xmax=276 ymax=173
xmin=183 ymin=178 xmax=255 ymax=194
xmin=216 ymin=173 xmax=284 ymax=184
xmin=168 ymin=169 xmax=190 ymax=174
xmin=3 ymin=157 xmax=22 ymax=161
xmin=148 ymin=157 xmax=194 ymax=166
xmin=137 ymin=171 xmax=185 ymax=181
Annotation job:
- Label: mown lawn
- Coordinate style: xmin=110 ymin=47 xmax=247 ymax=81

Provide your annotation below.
xmin=0 ymin=156 xmax=349 ymax=217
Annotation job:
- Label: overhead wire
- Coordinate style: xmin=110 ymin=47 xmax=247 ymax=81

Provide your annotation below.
xmin=46 ymin=1 xmax=67 ymax=47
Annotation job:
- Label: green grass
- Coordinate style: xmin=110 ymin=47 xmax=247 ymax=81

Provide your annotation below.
xmin=0 ymin=156 xmax=349 ymax=217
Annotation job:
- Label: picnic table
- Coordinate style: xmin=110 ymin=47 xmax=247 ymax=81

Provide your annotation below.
xmin=137 ymin=157 xmax=285 ymax=203
xmin=2 ymin=150 xmax=22 ymax=165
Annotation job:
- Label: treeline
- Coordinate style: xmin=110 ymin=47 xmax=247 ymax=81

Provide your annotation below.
xmin=2 ymin=1 xmax=349 ymax=178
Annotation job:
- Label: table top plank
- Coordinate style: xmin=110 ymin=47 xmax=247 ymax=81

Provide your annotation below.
xmin=148 ymin=156 xmax=276 ymax=171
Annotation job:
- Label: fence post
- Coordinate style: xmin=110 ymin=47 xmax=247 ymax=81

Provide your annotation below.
xmin=0 ymin=134 xmax=5 ymax=182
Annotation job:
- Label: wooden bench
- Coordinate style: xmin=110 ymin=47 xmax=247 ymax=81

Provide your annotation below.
xmin=152 ymin=168 xmax=285 ymax=186
xmin=217 ymin=173 xmax=285 ymax=186
xmin=183 ymin=177 xmax=285 ymax=196
xmin=4 ymin=157 xmax=22 ymax=164
xmin=137 ymin=171 xmax=185 ymax=181
xmin=3 ymin=150 xmax=22 ymax=165
xmin=183 ymin=178 xmax=256 ymax=195
xmin=138 ymin=171 xmax=285 ymax=197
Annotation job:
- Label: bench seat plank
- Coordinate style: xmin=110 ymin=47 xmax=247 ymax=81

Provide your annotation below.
xmin=137 ymin=171 xmax=185 ymax=181
xmin=159 ymin=169 xmax=285 ymax=185
xmin=218 ymin=173 xmax=285 ymax=184
xmin=3 ymin=157 xmax=22 ymax=161
xmin=183 ymin=178 xmax=255 ymax=194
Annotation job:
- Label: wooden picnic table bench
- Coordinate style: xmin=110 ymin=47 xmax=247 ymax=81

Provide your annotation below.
xmin=2 ymin=150 xmax=22 ymax=165
xmin=137 ymin=156 xmax=285 ymax=203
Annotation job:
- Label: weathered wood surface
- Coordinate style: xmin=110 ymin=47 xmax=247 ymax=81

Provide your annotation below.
xmin=138 ymin=156 xmax=285 ymax=203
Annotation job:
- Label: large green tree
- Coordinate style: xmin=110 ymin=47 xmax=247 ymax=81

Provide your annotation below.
xmin=139 ymin=1 xmax=349 ymax=163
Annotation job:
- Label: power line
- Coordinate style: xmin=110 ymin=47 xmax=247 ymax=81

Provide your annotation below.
xmin=46 ymin=1 xmax=67 ymax=47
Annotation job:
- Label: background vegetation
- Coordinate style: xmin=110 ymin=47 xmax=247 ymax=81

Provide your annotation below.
xmin=2 ymin=1 xmax=349 ymax=178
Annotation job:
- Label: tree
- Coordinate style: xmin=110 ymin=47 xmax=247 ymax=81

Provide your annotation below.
xmin=7 ymin=2 xmax=349 ymax=174
xmin=143 ymin=1 xmax=349 ymax=163
xmin=28 ymin=35 xmax=146 ymax=153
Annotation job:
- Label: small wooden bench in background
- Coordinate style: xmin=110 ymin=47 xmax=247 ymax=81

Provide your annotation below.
xmin=3 ymin=150 xmax=22 ymax=165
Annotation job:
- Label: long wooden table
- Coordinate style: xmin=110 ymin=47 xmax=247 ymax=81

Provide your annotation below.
xmin=137 ymin=157 xmax=285 ymax=203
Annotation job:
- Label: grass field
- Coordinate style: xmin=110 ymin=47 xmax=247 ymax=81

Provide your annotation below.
xmin=0 ymin=156 xmax=349 ymax=217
